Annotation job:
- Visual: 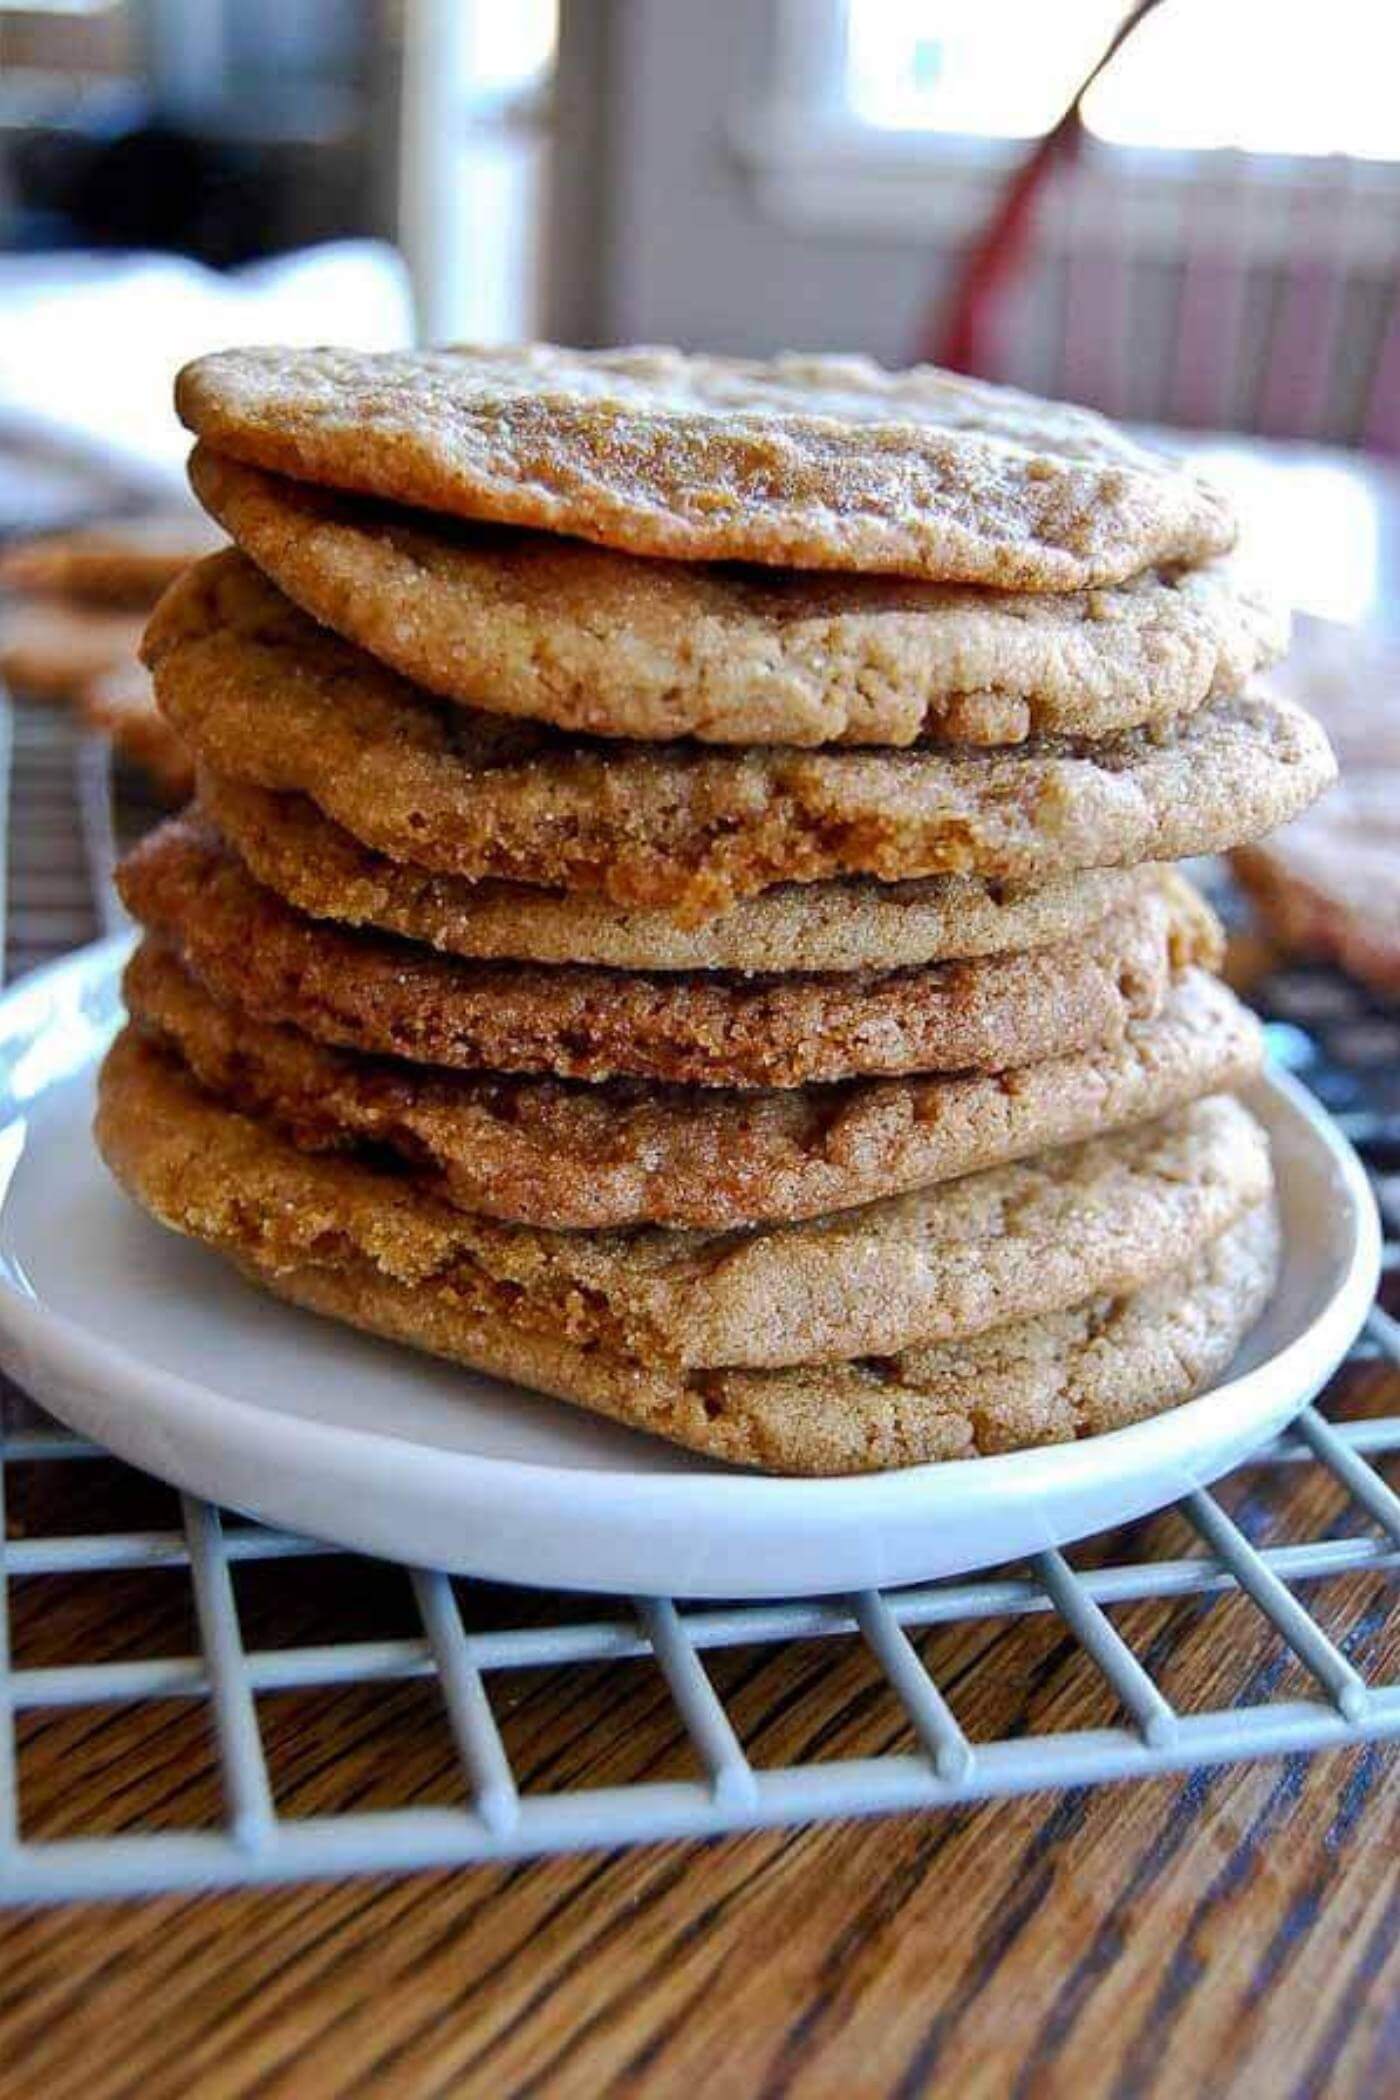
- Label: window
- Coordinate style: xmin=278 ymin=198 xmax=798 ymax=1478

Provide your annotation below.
xmin=455 ymin=0 xmax=556 ymax=103
xmin=397 ymin=0 xmax=558 ymax=342
xmin=844 ymin=1 xmax=1116 ymax=141
xmin=844 ymin=0 xmax=1400 ymax=160
xmin=737 ymin=0 xmax=1400 ymax=241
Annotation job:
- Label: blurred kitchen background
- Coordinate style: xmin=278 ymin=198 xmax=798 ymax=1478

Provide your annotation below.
xmin=3 ymin=0 xmax=1400 ymax=602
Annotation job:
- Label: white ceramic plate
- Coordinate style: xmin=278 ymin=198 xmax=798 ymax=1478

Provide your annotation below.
xmin=0 ymin=936 xmax=1380 ymax=1599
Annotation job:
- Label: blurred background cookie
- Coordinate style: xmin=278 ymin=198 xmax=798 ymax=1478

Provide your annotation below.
xmin=1 ymin=511 xmax=214 ymax=802
xmin=0 ymin=512 xmax=222 ymax=609
xmin=80 ymin=659 xmax=194 ymax=804
xmin=1234 ymin=620 xmax=1400 ymax=1002
xmin=0 ymin=595 xmax=148 ymax=702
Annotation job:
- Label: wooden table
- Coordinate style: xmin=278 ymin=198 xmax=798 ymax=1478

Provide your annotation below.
xmin=1 ymin=1407 xmax=1397 ymax=2098
xmin=0 ymin=440 xmax=1397 ymax=2099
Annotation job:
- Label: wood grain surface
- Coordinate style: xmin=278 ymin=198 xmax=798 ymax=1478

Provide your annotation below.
xmin=1 ymin=1357 xmax=1396 ymax=2100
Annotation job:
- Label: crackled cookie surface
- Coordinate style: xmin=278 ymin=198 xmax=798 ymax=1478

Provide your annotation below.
xmin=97 ymin=1031 xmax=1271 ymax=1370
xmin=147 ymin=555 xmax=1334 ymax=920
xmin=118 ymin=819 xmax=1220 ymax=1088
xmin=199 ymin=769 xmax=1146 ymax=976
xmin=189 ymin=444 xmax=1280 ymax=746
xmin=240 ymin=1205 xmax=1282 ymax=1473
xmin=176 ymin=343 xmax=1235 ymax=588
xmin=127 ymin=945 xmax=1261 ymax=1229
xmin=97 ymin=1031 xmax=1279 ymax=1472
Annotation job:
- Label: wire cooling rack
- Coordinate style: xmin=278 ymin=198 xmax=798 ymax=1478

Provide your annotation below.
xmin=0 ymin=694 xmax=1396 ymax=1906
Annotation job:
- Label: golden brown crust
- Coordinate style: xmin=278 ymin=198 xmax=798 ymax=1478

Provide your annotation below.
xmin=117 ymin=818 xmax=1219 ymax=1088
xmin=0 ymin=600 xmax=147 ymax=701
xmin=96 ymin=1029 xmax=1271 ymax=1371
xmin=189 ymin=444 xmax=1281 ymax=747
xmin=175 ymin=344 xmax=1236 ymax=588
xmin=146 ymin=555 xmax=1336 ymax=920
xmin=0 ymin=512 xmax=222 ymax=607
xmin=126 ymin=944 xmax=1262 ymax=1229
xmin=268 ymin=1203 xmax=1280 ymax=1471
xmin=198 ymin=769 xmax=1144 ymax=976
xmin=82 ymin=662 xmax=195 ymax=802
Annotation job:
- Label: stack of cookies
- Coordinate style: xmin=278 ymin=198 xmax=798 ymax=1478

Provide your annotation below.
xmin=96 ymin=347 xmax=1335 ymax=1473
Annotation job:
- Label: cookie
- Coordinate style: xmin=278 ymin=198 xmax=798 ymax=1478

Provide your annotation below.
xmin=1233 ymin=621 xmax=1400 ymax=1000
xmin=118 ymin=819 xmax=1216 ymax=1087
xmin=82 ymin=662 xmax=195 ymax=803
xmin=1235 ymin=784 xmax=1400 ymax=1000
xmin=0 ymin=600 xmax=146 ymax=701
xmin=252 ymin=1203 xmax=1279 ymax=1472
xmin=147 ymin=556 xmax=1335 ymax=920
xmin=199 ymin=770 xmax=1143 ymax=976
xmin=1264 ymin=615 xmax=1400 ymax=773
xmin=127 ymin=944 xmax=1262 ymax=1228
xmin=97 ymin=1028 xmax=1270 ymax=1372
xmin=175 ymin=344 xmax=1234 ymax=588
xmin=0 ymin=512 xmax=222 ymax=608
xmin=189 ymin=445 xmax=1282 ymax=748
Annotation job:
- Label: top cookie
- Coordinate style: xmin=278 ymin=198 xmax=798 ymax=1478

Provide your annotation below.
xmin=188 ymin=445 xmax=1280 ymax=747
xmin=175 ymin=343 xmax=1235 ymax=589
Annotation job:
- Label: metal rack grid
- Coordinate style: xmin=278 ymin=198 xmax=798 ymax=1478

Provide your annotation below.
xmin=0 ymin=695 xmax=1396 ymax=1906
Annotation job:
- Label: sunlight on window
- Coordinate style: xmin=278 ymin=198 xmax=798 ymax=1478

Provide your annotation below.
xmin=457 ymin=0 xmax=556 ymax=97
xmin=845 ymin=0 xmax=1116 ymax=136
xmin=1084 ymin=0 xmax=1400 ymax=158
xmin=844 ymin=0 xmax=1400 ymax=159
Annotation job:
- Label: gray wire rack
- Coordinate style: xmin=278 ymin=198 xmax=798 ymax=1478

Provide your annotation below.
xmin=0 ymin=695 xmax=1397 ymax=1906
